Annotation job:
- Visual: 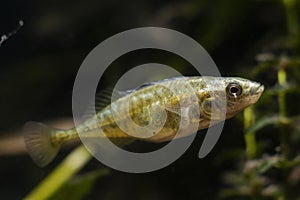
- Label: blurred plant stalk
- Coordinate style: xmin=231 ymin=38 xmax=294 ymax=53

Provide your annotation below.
xmin=244 ymin=107 xmax=257 ymax=159
xmin=283 ymin=0 xmax=300 ymax=53
xmin=277 ymin=64 xmax=289 ymax=160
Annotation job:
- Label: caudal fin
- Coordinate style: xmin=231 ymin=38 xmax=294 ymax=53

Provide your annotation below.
xmin=24 ymin=121 xmax=61 ymax=167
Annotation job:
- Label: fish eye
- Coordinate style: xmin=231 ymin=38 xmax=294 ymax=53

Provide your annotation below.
xmin=226 ymin=83 xmax=242 ymax=97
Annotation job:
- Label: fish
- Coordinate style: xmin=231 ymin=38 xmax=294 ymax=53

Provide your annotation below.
xmin=24 ymin=76 xmax=264 ymax=167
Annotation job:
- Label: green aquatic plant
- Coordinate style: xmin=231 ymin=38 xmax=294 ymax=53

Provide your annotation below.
xmin=220 ymin=0 xmax=300 ymax=198
xmin=220 ymin=56 xmax=300 ymax=199
xmin=25 ymin=146 xmax=93 ymax=200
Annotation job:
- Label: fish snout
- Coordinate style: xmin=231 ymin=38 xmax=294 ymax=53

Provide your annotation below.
xmin=251 ymin=82 xmax=264 ymax=95
xmin=248 ymin=82 xmax=264 ymax=104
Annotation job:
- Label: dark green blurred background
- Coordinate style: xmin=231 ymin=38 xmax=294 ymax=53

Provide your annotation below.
xmin=0 ymin=0 xmax=300 ymax=199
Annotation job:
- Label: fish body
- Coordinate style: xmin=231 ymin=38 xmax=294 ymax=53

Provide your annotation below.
xmin=24 ymin=76 xmax=264 ymax=167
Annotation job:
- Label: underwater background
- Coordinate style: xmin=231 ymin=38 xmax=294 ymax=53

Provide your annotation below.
xmin=1 ymin=0 xmax=300 ymax=199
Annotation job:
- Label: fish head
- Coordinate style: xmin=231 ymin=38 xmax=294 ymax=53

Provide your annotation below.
xmin=197 ymin=77 xmax=264 ymax=121
xmin=223 ymin=77 xmax=264 ymax=118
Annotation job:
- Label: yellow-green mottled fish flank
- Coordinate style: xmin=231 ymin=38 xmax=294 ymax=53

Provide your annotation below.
xmin=24 ymin=76 xmax=264 ymax=167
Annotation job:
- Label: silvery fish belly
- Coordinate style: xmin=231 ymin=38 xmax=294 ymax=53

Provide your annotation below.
xmin=23 ymin=76 xmax=264 ymax=167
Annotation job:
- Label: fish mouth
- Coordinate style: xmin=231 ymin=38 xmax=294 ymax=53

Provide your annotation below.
xmin=247 ymin=83 xmax=264 ymax=105
xmin=252 ymin=83 xmax=264 ymax=95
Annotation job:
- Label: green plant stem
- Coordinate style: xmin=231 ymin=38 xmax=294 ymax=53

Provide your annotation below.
xmin=277 ymin=67 xmax=289 ymax=200
xmin=278 ymin=68 xmax=288 ymax=159
xmin=24 ymin=145 xmax=92 ymax=200
xmin=244 ymin=107 xmax=257 ymax=159
xmin=283 ymin=0 xmax=300 ymax=52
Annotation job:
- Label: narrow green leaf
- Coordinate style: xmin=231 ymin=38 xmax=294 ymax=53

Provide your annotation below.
xmin=24 ymin=145 xmax=92 ymax=200
xmin=49 ymin=169 xmax=110 ymax=200
xmin=246 ymin=115 xmax=290 ymax=134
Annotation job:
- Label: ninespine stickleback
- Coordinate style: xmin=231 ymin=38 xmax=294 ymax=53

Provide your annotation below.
xmin=24 ymin=76 xmax=264 ymax=167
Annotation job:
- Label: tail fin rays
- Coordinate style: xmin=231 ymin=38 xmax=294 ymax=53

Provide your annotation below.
xmin=24 ymin=121 xmax=61 ymax=167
